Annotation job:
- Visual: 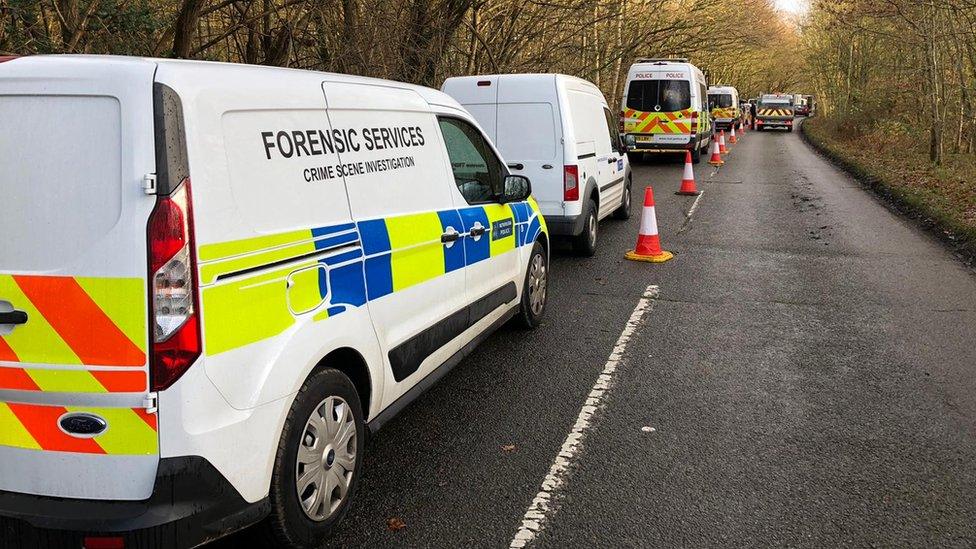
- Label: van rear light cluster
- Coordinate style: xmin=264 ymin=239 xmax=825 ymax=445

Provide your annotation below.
xmin=84 ymin=536 xmax=125 ymax=549
xmin=147 ymin=178 xmax=201 ymax=391
xmin=619 ymin=111 xmax=625 ymax=133
xmin=563 ymin=165 xmax=579 ymax=201
xmin=689 ymin=111 xmax=699 ymax=134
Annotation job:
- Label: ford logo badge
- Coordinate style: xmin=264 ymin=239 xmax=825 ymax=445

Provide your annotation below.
xmin=58 ymin=412 xmax=108 ymax=437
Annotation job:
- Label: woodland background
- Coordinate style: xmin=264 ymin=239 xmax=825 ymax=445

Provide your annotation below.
xmin=0 ymin=0 xmax=799 ymax=106
xmin=1 ymin=0 xmax=974 ymax=248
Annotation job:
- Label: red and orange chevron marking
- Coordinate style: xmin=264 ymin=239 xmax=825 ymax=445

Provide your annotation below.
xmin=0 ymin=275 xmax=147 ymax=393
xmin=0 ymin=401 xmax=158 ymax=455
xmin=623 ymin=109 xmax=693 ymax=134
xmin=1 ymin=275 xmax=154 ymax=454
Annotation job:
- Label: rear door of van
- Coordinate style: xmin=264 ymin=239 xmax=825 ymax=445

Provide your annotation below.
xmin=494 ymin=76 xmax=564 ymax=218
xmin=0 ymin=57 xmax=159 ymax=500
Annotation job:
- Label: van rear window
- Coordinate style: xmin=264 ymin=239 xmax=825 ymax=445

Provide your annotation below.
xmin=496 ymin=103 xmax=556 ymax=161
xmin=626 ymin=80 xmax=691 ymax=112
xmin=0 ymin=95 xmax=122 ymax=271
xmin=709 ymin=94 xmax=733 ymax=108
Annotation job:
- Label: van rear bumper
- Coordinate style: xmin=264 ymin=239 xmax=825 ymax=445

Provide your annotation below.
xmin=0 ymin=456 xmax=269 ymax=548
xmin=544 ymin=213 xmax=585 ymax=236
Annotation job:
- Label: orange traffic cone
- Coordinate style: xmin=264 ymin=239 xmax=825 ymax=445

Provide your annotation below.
xmin=719 ymin=130 xmax=729 ymax=154
xmin=625 ymin=187 xmax=673 ymax=263
xmin=729 ymin=124 xmax=738 ymax=144
xmin=676 ymin=150 xmax=701 ymax=196
xmin=708 ymin=137 xmax=724 ymax=166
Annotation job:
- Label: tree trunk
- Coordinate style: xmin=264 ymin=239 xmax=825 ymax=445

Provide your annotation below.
xmin=172 ymin=0 xmax=204 ymax=59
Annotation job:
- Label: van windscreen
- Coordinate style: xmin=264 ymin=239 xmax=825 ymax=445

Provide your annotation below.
xmin=626 ymin=80 xmax=691 ymax=112
xmin=709 ymin=94 xmax=733 ymax=108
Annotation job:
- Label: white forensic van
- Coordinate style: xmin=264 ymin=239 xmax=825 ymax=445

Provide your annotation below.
xmin=442 ymin=74 xmax=631 ymax=257
xmin=620 ymin=58 xmax=711 ymax=163
xmin=0 ymin=55 xmax=550 ymax=548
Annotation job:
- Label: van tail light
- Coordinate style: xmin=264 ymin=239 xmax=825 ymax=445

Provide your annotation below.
xmin=84 ymin=536 xmax=125 ymax=549
xmin=563 ymin=165 xmax=580 ymax=201
xmin=0 ymin=56 xmax=18 ymax=64
xmin=689 ymin=111 xmax=698 ymax=134
xmin=147 ymin=178 xmax=201 ymax=391
xmin=619 ymin=111 xmax=625 ymax=133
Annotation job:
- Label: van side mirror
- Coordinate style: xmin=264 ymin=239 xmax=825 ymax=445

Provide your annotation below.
xmin=501 ymin=175 xmax=531 ymax=203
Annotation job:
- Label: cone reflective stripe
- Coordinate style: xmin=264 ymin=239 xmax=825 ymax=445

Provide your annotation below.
xmin=676 ymin=150 xmax=701 ymax=196
xmin=719 ymin=130 xmax=728 ymax=154
xmin=729 ymin=124 xmax=738 ymax=144
xmin=624 ymin=187 xmax=673 ymax=263
xmin=708 ymin=137 xmax=724 ymax=166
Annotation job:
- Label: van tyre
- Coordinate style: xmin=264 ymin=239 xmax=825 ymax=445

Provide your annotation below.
xmin=691 ymin=142 xmax=702 ymax=164
xmin=517 ymin=240 xmax=548 ymax=328
xmin=265 ymin=369 xmax=365 ymax=548
xmin=612 ymin=178 xmax=632 ymax=220
xmin=572 ymin=199 xmax=598 ymax=257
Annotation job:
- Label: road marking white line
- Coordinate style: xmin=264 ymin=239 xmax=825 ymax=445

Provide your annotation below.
xmin=686 ymin=190 xmax=705 ymax=218
xmin=509 ymin=285 xmax=660 ymax=548
xmin=677 ymin=190 xmax=705 ymax=234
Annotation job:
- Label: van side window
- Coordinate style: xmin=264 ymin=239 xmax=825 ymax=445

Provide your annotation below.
xmin=603 ymin=107 xmax=621 ymax=153
xmin=438 ymin=117 xmax=503 ymax=204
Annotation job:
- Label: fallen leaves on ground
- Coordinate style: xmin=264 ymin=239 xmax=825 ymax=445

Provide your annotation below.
xmin=387 ymin=517 xmax=406 ymax=531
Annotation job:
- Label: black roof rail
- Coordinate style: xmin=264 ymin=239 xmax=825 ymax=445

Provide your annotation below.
xmin=634 ymin=57 xmax=689 ymax=64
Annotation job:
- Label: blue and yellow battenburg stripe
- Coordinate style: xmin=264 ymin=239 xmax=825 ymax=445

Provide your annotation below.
xmin=198 ymin=199 xmax=546 ymax=355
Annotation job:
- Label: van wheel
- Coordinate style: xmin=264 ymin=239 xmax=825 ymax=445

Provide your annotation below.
xmin=691 ymin=143 xmax=702 ymax=164
xmin=517 ymin=240 xmax=548 ymax=328
xmin=572 ymin=200 xmax=598 ymax=257
xmin=265 ymin=369 xmax=365 ymax=549
xmin=612 ymin=179 xmax=632 ymax=220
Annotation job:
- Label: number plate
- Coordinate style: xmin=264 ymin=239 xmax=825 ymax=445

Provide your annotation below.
xmin=635 ymin=135 xmax=653 ymax=143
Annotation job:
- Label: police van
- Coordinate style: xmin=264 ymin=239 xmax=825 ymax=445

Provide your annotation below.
xmin=755 ymin=93 xmax=796 ymax=131
xmin=620 ymin=58 xmax=711 ymax=163
xmin=0 ymin=55 xmax=549 ymax=548
xmin=442 ymin=73 xmax=631 ymax=256
xmin=707 ymin=85 xmax=741 ymax=131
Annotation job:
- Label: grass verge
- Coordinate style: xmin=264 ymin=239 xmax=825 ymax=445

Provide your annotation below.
xmin=801 ymin=116 xmax=976 ymax=266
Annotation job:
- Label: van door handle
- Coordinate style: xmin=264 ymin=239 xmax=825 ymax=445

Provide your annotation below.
xmin=441 ymin=230 xmax=460 ymax=243
xmin=469 ymin=226 xmax=486 ymax=237
xmin=542 ymin=164 xmax=553 ymax=170
xmin=507 ymin=163 xmax=524 ymax=170
xmin=0 ymin=310 xmax=27 ymax=325
xmin=607 ymin=158 xmax=616 ymax=164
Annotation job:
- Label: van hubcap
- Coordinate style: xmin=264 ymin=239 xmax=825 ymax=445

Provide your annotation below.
xmin=296 ymin=396 xmax=356 ymax=522
xmin=528 ymin=253 xmax=547 ymax=316
xmin=588 ymin=214 xmax=597 ymax=246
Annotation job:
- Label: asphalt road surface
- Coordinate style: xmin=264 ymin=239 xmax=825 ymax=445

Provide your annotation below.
xmin=225 ymin=121 xmax=976 ymax=548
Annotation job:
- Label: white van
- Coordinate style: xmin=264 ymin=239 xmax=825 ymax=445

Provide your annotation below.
xmin=756 ymin=93 xmax=796 ymax=131
xmin=620 ymin=58 xmax=711 ymax=163
xmin=0 ymin=55 xmax=550 ymax=548
xmin=442 ymin=74 xmax=631 ymax=257
xmin=707 ymin=85 xmax=741 ymax=131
